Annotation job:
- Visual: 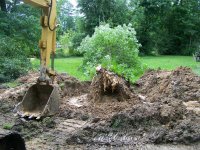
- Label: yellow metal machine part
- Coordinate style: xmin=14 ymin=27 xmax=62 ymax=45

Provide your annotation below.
xmin=14 ymin=0 xmax=60 ymax=119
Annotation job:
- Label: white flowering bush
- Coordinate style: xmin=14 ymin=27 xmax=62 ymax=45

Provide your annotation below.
xmin=78 ymin=24 xmax=145 ymax=82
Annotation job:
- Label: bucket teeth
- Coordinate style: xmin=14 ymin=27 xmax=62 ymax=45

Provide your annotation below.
xmin=21 ymin=114 xmax=26 ymax=118
xmin=16 ymin=112 xmax=41 ymax=119
xmin=36 ymin=116 xmax=41 ymax=120
xmin=28 ymin=115 xmax=34 ymax=119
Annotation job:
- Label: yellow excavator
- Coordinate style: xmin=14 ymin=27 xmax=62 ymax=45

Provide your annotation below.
xmin=14 ymin=0 xmax=60 ymax=119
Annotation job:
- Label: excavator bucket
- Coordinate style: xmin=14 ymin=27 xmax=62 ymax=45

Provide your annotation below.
xmin=14 ymin=84 xmax=59 ymax=119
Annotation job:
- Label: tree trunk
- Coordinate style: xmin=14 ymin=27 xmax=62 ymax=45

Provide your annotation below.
xmin=0 ymin=0 xmax=7 ymax=12
xmin=189 ymin=36 xmax=192 ymax=53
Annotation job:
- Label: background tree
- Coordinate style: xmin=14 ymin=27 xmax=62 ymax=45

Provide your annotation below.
xmin=133 ymin=0 xmax=200 ymax=55
xmin=0 ymin=0 xmax=40 ymax=82
xmin=57 ymin=0 xmax=87 ymax=56
xmin=0 ymin=0 xmax=40 ymax=56
xmin=0 ymin=0 xmax=6 ymax=12
xmin=78 ymin=0 xmax=131 ymax=35
xmin=57 ymin=0 xmax=76 ymax=36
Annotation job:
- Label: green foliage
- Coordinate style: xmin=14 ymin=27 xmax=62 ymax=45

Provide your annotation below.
xmin=0 ymin=36 xmax=31 ymax=83
xmin=58 ymin=32 xmax=72 ymax=57
xmin=58 ymin=30 xmax=86 ymax=57
xmin=133 ymin=0 xmax=200 ymax=55
xmin=4 ymin=81 xmax=20 ymax=88
xmin=78 ymin=0 xmax=131 ymax=35
xmin=78 ymin=24 xmax=145 ymax=82
xmin=0 ymin=4 xmax=40 ymax=56
xmin=71 ymin=32 xmax=86 ymax=55
xmin=57 ymin=0 xmax=76 ymax=35
xmin=78 ymin=0 xmax=200 ymax=55
xmin=56 ymin=48 xmax=70 ymax=58
xmin=3 ymin=123 xmax=13 ymax=130
xmin=57 ymin=0 xmax=87 ymax=46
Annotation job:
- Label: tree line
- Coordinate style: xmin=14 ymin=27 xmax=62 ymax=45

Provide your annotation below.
xmin=0 ymin=0 xmax=200 ymax=82
xmin=77 ymin=0 xmax=200 ymax=55
xmin=1 ymin=0 xmax=200 ymax=56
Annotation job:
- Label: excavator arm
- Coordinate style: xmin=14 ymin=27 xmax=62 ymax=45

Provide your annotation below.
xmin=14 ymin=0 xmax=60 ymax=119
xmin=24 ymin=0 xmax=57 ymax=83
xmin=23 ymin=0 xmax=49 ymax=7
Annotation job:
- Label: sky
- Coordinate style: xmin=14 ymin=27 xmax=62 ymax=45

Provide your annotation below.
xmin=69 ymin=0 xmax=78 ymax=7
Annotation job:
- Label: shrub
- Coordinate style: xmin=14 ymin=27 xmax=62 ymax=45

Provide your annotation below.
xmin=59 ymin=31 xmax=86 ymax=57
xmin=0 ymin=36 xmax=31 ymax=83
xmin=77 ymin=24 xmax=145 ymax=82
xmin=71 ymin=32 xmax=86 ymax=56
xmin=58 ymin=31 xmax=74 ymax=57
xmin=55 ymin=48 xmax=70 ymax=58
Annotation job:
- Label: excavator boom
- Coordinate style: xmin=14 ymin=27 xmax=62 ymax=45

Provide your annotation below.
xmin=23 ymin=0 xmax=49 ymax=8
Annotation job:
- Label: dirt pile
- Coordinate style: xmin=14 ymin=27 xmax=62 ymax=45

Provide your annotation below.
xmin=0 ymin=72 xmax=39 ymax=102
xmin=133 ymin=67 xmax=200 ymax=144
xmin=59 ymin=69 xmax=139 ymax=120
xmin=0 ymin=72 xmax=89 ymax=101
xmin=0 ymin=67 xmax=200 ymax=149
xmin=102 ymin=67 xmax=200 ymax=144
xmin=65 ymin=67 xmax=200 ymax=146
xmin=57 ymin=73 xmax=90 ymax=98
xmin=136 ymin=67 xmax=200 ymax=103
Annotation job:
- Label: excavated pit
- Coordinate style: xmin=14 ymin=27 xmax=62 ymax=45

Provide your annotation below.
xmin=0 ymin=67 xmax=200 ymax=149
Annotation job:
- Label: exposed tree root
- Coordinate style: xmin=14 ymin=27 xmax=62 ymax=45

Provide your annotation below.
xmin=89 ymin=66 xmax=133 ymax=102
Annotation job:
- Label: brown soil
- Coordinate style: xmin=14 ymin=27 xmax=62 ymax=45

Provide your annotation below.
xmin=0 ymin=67 xmax=200 ymax=149
xmin=135 ymin=67 xmax=200 ymax=103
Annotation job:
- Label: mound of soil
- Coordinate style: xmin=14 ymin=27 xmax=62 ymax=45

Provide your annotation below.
xmin=136 ymin=67 xmax=200 ymax=103
xmin=57 ymin=73 xmax=90 ymax=98
xmin=65 ymin=67 xmax=200 ymax=146
xmin=59 ymin=68 xmax=139 ymax=120
xmin=0 ymin=67 xmax=200 ymax=149
xmin=0 ymin=72 xmax=90 ymax=102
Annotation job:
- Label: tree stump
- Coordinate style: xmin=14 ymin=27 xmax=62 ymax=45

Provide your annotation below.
xmin=89 ymin=66 xmax=133 ymax=102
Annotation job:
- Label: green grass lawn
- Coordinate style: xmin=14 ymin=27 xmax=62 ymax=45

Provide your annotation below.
xmin=141 ymin=56 xmax=200 ymax=75
xmin=32 ymin=56 xmax=200 ymax=81
xmin=32 ymin=57 xmax=89 ymax=81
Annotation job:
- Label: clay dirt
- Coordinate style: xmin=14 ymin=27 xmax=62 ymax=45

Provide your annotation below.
xmin=0 ymin=67 xmax=200 ymax=150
